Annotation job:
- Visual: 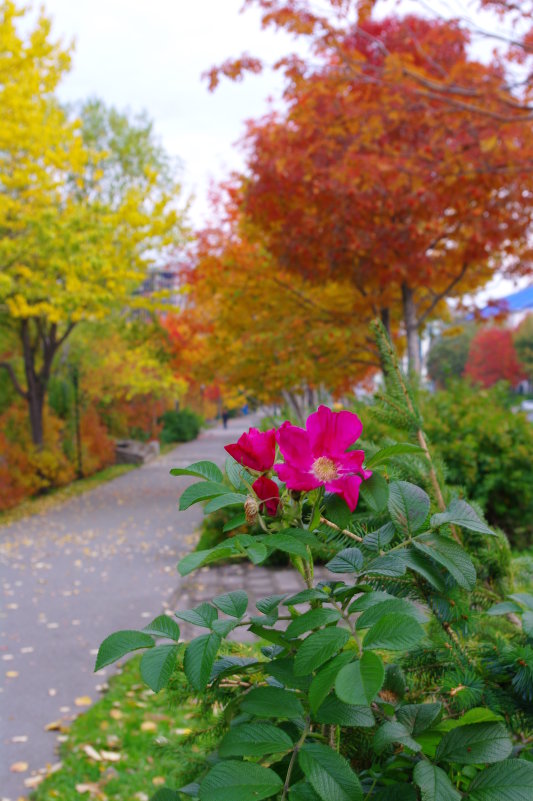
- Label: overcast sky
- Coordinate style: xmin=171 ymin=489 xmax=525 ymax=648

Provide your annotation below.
xmin=36 ymin=0 xmax=528 ymax=301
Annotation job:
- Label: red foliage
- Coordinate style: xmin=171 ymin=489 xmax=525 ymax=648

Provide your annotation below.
xmin=79 ymin=407 xmax=115 ymax=476
xmin=464 ymin=328 xmax=526 ymax=387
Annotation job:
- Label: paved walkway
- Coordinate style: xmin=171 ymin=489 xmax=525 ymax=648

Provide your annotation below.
xmin=0 ymin=414 xmax=319 ymax=801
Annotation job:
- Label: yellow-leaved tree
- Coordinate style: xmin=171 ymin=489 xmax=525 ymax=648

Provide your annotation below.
xmin=0 ymin=2 xmax=187 ymax=446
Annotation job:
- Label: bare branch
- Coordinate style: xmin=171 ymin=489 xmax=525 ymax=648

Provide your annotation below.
xmin=0 ymin=361 xmax=28 ymax=399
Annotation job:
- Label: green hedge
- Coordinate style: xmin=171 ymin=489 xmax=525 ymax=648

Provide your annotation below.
xmin=159 ymin=408 xmax=203 ymax=444
xmin=360 ymin=381 xmax=533 ymax=549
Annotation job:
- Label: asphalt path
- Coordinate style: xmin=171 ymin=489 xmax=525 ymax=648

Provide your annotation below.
xmin=0 ymin=415 xmax=258 ymax=800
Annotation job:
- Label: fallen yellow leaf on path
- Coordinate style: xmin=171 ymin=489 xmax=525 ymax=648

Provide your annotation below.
xmin=10 ymin=761 xmax=29 ymax=772
xmin=44 ymin=720 xmax=63 ymax=731
xmin=75 ymin=696 xmax=92 ymax=707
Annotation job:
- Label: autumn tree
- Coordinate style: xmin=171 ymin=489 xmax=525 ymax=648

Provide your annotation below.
xmin=0 ymin=2 xmax=186 ymax=446
xmin=464 ymin=327 xmax=525 ymax=387
xmin=179 ymin=200 xmax=385 ymax=418
xmin=207 ymin=4 xmax=533 ymax=373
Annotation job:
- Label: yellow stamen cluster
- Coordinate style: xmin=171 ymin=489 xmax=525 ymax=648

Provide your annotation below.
xmin=312 ymin=456 xmax=339 ymax=482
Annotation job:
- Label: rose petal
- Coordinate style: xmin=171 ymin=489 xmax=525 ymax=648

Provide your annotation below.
xmin=275 ymin=462 xmax=321 ymax=492
xmin=325 ymin=474 xmax=363 ymax=512
xmin=306 ymin=405 xmax=363 ymax=457
xmin=252 ymin=476 xmax=280 ymax=516
xmin=276 ymin=421 xmax=313 ymax=471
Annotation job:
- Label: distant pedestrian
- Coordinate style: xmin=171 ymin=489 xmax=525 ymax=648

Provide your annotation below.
xmin=222 ymin=408 xmax=229 ymax=428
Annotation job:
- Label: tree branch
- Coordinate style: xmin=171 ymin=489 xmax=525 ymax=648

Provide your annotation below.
xmin=0 ymin=361 xmax=28 ymax=399
xmin=417 ymin=263 xmax=470 ymax=326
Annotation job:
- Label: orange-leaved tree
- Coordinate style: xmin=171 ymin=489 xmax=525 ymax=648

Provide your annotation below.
xmin=179 ymin=206 xmax=384 ymax=416
xmin=207 ymin=7 xmax=533 ymax=372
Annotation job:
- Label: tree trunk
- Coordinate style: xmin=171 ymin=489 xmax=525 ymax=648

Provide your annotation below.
xmin=380 ymin=307 xmax=391 ymax=340
xmin=401 ymin=283 xmax=421 ymax=375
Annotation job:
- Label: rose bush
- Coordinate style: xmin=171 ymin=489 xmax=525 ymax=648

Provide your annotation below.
xmin=96 ymin=398 xmax=533 ymax=801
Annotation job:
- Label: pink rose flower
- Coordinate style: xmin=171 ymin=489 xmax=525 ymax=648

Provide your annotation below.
xmin=252 ymin=476 xmax=280 ymax=516
xmin=225 ymin=427 xmax=276 ymax=472
xmin=274 ymin=405 xmax=371 ymax=511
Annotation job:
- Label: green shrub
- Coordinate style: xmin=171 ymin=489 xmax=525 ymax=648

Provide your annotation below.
xmin=423 ymin=381 xmax=533 ymax=550
xmin=358 ymin=381 xmax=533 ymax=549
xmin=159 ymin=408 xmax=202 ymax=444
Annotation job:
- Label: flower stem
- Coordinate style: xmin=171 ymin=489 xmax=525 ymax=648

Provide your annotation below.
xmin=320 ymin=516 xmax=363 ymax=543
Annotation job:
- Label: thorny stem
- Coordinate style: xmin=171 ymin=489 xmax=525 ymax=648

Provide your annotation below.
xmin=320 ymin=516 xmax=364 ymax=543
xmin=281 ymin=718 xmax=310 ymax=800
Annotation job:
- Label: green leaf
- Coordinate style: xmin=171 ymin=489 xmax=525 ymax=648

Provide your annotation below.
xmin=151 ymin=790 xmax=182 ymax=801
xmin=212 ymin=590 xmax=248 ymax=618
xmin=322 ymin=494 xmax=352 ymax=529
xmin=264 ymin=657 xmax=312 ymax=690
xmin=413 ymin=761 xmax=461 ymax=801
xmin=335 ymin=651 xmax=384 ymax=705
xmin=509 ymin=593 xmax=533 ymax=611
xmin=326 ymin=547 xmax=363 ymax=573
xmin=212 ymin=619 xmax=238 ymax=637
xmin=356 ymin=598 xmax=428 ymax=630
xmin=373 ymin=721 xmax=421 ymax=753
xmin=454 ymin=707 xmax=503 ymax=725
xmin=178 ymin=543 xmax=237 ymax=576
xmin=175 ymin=602 xmax=218 ymax=628
xmin=431 ymin=498 xmax=495 ymax=536
xmin=266 ymin=531 xmax=317 ymax=559
xmin=487 ymin=601 xmax=523 ymax=616
xmin=435 ymin=722 xmax=513 ymax=764
xmin=299 ymin=742 xmax=363 ymax=801
xmin=363 ymin=522 xmax=395 ymax=552
xmin=256 ymin=594 xmax=286 ymax=614
xmin=359 ymin=472 xmax=389 ymax=513
xmin=225 ymin=456 xmax=252 ymax=490
xmin=95 ymin=630 xmax=154 ymax=671
xmin=388 ymin=481 xmax=430 ymax=535
xmin=284 ymin=589 xmax=329 ymax=605
xmin=286 ymin=608 xmax=341 ymax=639
xmin=348 ymin=590 xmax=396 ymax=613
xmin=204 ymin=492 xmax=248 ymax=513
xmin=363 ymin=613 xmax=426 ymax=651
xmin=314 ymin=696 xmax=374 ymax=727
xmin=170 ymin=460 xmax=223 ymax=483
xmin=362 ymin=552 xmax=407 ymax=578
xmin=289 ymin=783 xmax=322 ymax=801
xmin=309 ymin=652 xmax=354 ymax=713
xmin=366 ymin=443 xmax=425 ymax=468
xmin=242 ymin=541 xmax=268 ymax=564
xmin=414 ymin=534 xmax=476 ymax=590
xmin=143 ymin=615 xmax=181 ymax=641
xmin=397 ymin=703 xmax=441 ymax=734
xmin=140 ymin=644 xmax=178 ymax=692
xmin=402 ymin=549 xmax=446 ymax=592
xmin=223 ymin=512 xmax=246 ymax=532
xmin=294 ymin=627 xmax=350 ymax=676
xmin=199 ymin=761 xmax=283 ymax=801
xmin=183 ymin=632 xmax=221 ymax=691
xmin=468 ymin=759 xmax=533 ymax=801
xmin=179 ymin=480 xmax=228 ymax=510
xmin=522 ymin=610 xmax=533 ymax=636
xmin=240 ymin=686 xmax=304 ymax=719
xmin=219 ymin=722 xmax=293 ymax=757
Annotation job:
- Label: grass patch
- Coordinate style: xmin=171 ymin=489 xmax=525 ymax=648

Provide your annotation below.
xmin=31 ymin=654 xmax=217 ymax=801
xmin=0 ymin=464 xmax=136 ymax=528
